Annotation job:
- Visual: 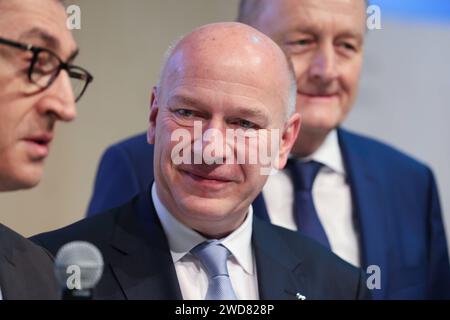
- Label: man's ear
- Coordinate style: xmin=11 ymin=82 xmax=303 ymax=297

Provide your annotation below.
xmin=276 ymin=112 xmax=302 ymax=170
xmin=147 ymin=86 xmax=159 ymax=145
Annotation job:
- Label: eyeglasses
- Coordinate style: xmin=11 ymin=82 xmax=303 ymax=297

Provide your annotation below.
xmin=0 ymin=37 xmax=93 ymax=102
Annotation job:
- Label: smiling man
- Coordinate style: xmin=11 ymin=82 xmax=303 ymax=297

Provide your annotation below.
xmin=33 ymin=22 xmax=370 ymax=300
xmin=0 ymin=0 xmax=93 ymax=299
xmin=86 ymin=0 xmax=449 ymax=300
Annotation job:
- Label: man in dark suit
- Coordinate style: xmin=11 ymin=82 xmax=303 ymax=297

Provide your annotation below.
xmin=0 ymin=0 xmax=93 ymax=299
xmin=86 ymin=0 xmax=450 ymax=299
xmin=0 ymin=224 xmax=58 ymax=300
xmin=34 ymin=22 xmax=370 ymax=300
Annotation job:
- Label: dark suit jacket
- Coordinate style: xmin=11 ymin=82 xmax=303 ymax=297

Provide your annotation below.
xmin=34 ymin=189 xmax=369 ymax=300
xmin=0 ymin=223 xmax=59 ymax=300
xmin=85 ymin=129 xmax=450 ymax=299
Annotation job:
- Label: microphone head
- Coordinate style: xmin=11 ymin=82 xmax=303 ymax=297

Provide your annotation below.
xmin=54 ymin=241 xmax=104 ymax=290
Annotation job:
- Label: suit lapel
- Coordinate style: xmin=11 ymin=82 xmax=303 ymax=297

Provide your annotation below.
xmin=108 ymin=189 xmax=183 ymax=300
xmin=252 ymin=218 xmax=307 ymax=300
xmin=338 ymin=128 xmax=389 ymax=299
xmin=0 ymin=247 xmax=18 ymax=300
xmin=0 ymin=225 xmax=29 ymax=299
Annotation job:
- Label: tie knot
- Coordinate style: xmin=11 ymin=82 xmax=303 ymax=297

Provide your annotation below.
xmin=287 ymin=159 xmax=323 ymax=191
xmin=191 ymin=240 xmax=231 ymax=278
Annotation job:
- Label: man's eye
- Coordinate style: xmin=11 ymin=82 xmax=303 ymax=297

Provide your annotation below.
xmin=340 ymin=42 xmax=356 ymax=52
xmin=295 ymin=39 xmax=312 ymax=46
xmin=36 ymin=56 xmax=53 ymax=68
xmin=174 ymin=109 xmax=194 ymax=117
xmin=236 ymin=119 xmax=256 ymax=129
xmin=285 ymin=39 xmax=313 ymax=53
xmin=33 ymin=59 xmax=55 ymax=75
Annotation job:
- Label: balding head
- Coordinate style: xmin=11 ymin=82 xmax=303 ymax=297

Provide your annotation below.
xmin=158 ymin=22 xmax=296 ymax=121
xmin=148 ymin=22 xmax=301 ymax=238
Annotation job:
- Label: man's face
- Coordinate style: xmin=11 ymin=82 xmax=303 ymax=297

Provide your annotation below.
xmin=253 ymin=0 xmax=366 ymax=139
xmin=0 ymin=0 xmax=78 ymax=191
xmin=148 ymin=35 xmax=299 ymax=236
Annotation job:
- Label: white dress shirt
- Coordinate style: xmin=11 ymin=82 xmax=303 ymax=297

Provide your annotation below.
xmin=152 ymin=184 xmax=259 ymax=300
xmin=263 ymin=130 xmax=360 ymax=267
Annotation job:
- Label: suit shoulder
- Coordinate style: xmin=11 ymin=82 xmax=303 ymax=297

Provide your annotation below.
xmin=0 ymin=224 xmax=59 ymax=299
xmin=340 ymin=129 xmax=432 ymax=176
xmin=107 ymin=133 xmax=150 ymax=155
xmin=30 ymin=201 xmax=132 ymax=255
xmin=100 ymin=133 xmax=153 ymax=171
xmin=0 ymin=223 xmax=53 ymax=264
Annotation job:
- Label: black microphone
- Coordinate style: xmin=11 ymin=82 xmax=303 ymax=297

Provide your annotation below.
xmin=54 ymin=241 xmax=104 ymax=300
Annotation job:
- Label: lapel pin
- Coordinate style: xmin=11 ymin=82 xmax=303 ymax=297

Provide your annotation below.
xmin=296 ymin=293 xmax=306 ymax=300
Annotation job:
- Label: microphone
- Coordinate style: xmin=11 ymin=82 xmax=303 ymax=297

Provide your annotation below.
xmin=54 ymin=241 xmax=104 ymax=300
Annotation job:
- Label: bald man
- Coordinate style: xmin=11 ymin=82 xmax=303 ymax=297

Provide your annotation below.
xmin=86 ymin=0 xmax=450 ymax=299
xmin=33 ymin=23 xmax=370 ymax=300
xmin=0 ymin=0 xmax=93 ymax=299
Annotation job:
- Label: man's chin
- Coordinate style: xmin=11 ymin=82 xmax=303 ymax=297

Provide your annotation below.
xmin=297 ymin=96 xmax=348 ymax=131
xmin=11 ymin=164 xmax=44 ymax=190
xmin=181 ymin=195 xmax=229 ymax=213
xmin=176 ymin=194 xmax=242 ymax=220
xmin=0 ymin=176 xmax=41 ymax=192
xmin=300 ymin=107 xmax=342 ymax=133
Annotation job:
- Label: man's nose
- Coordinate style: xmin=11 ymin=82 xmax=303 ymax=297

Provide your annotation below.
xmin=195 ymin=119 xmax=231 ymax=164
xmin=35 ymin=71 xmax=77 ymax=122
xmin=308 ymin=43 xmax=338 ymax=84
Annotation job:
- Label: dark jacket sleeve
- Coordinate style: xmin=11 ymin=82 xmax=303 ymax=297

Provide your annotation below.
xmin=86 ymin=144 xmax=142 ymax=216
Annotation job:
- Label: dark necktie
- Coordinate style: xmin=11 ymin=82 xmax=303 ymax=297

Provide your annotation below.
xmin=287 ymin=159 xmax=331 ymax=249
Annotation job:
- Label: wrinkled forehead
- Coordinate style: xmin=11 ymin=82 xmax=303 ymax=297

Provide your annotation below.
xmin=0 ymin=0 xmax=77 ymax=59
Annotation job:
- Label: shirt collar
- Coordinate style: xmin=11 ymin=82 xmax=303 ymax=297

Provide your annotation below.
xmin=301 ymin=129 xmax=346 ymax=175
xmin=151 ymin=183 xmax=255 ymax=275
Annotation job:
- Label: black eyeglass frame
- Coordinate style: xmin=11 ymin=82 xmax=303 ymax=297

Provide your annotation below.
xmin=0 ymin=37 xmax=93 ymax=102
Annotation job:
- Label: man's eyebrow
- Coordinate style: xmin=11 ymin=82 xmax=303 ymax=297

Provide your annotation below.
xmin=292 ymin=25 xmax=319 ymax=36
xmin=293 ymin=27 xmax=364 ymax=45
xmin=293 ymin=25 xmax=364 ymax=38
xmin=19 ymin=28 xmax=60 ymax=51
xmin=337 ymin=31 xmax=364 ymax=43
xmin=231 ymin=106 xmax=269 ymax=120
xmin=19 ymin=28 xmax=79 ymax=62
xmin=167 ymin=95 xmax=204 ymax=108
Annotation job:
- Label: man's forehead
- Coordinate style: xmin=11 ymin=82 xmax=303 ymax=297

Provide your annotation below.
xmin=261 ymin=0 xmax=366 ymax=34
xmin=293 ymin=1 xmax=365 ymax=26
xmin=0 ymin=0 xmax=77 ymax=56
xmin=161 ymin=76 xmax=287 ymax=124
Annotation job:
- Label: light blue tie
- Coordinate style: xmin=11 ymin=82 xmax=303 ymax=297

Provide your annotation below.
xmin=191 ymin=240 xmax=238 ymax=300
